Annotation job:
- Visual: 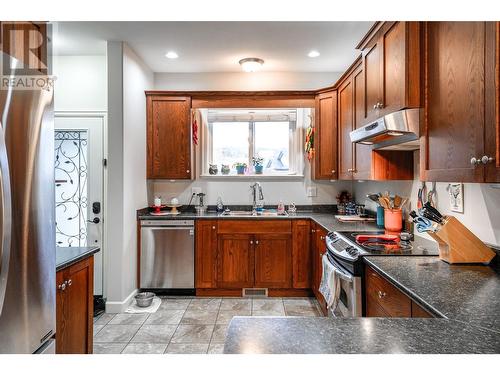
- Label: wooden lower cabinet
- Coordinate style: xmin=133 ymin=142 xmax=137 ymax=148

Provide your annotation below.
xmin=217 ymin=234 xmax=254 ymax=288
xmin=254 ymin=234 xmax=292 ymax=288
xmin=56 ymin=256 xmax=94 ymax=354
xmin=197 ymin=219 xmax=311 ymax=295
xmin=365 ymin=265 xmax=433 ymax=318
xmin=312 ymin=224 xmax=328 ymax=316
xmin=292 ymin=220 xmax=311 ymax=289
xmin=195 ymin=220 xmax=218 ymax=288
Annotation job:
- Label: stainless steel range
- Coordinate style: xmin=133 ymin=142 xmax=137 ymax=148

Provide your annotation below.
xmin=324 ymin=231 xmax=438 ymax=317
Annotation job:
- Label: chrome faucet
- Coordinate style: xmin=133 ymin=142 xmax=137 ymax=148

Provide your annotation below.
xmin=251 ymin=182 xmax=264 ymax=210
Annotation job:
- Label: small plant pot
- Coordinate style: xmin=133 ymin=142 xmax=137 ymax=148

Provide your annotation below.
xmin=254 ymin=165 xmax=263 ymax=174
xmin=236 ymin=166 xmax=246 ymax=175
xmin=208 ymin=165 xmax=218 ymax=175
xmin=221 ymin=165 xmax=230 ymax=175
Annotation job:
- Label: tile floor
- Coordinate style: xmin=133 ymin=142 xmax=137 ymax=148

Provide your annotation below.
xmin=93 ymin=297 xmax=322 ymax=354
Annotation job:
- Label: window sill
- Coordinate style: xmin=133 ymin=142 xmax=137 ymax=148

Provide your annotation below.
xmin=199 ymin=174 xmax=305 ymax=181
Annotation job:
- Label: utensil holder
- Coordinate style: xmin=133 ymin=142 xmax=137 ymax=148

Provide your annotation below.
xmin=384 ymin=208 xmax=402 ymax=232
xmin=427 ymin=216 xmax=496 ymax=264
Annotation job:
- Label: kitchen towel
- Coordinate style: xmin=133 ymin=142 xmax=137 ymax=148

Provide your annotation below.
xmin=319 ymin=254 xmax=337 ymax=309
xmin=125 ymin=296 xmax=161 ymax=314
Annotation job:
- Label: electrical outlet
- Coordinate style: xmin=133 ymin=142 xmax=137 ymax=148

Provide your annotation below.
xmin=306 ymin=186 xmax=317 ymax=197
xmin=192 ymin=187 xmax=202 ymax=195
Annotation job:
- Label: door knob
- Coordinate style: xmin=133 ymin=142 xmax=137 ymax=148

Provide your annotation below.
xmin=88 ymin=217 xmax=100 ymax=224
xmin=470 ymin=157 xmax=481 ymax=166
xmin=481 ymin=155 xmax=494 ymax=164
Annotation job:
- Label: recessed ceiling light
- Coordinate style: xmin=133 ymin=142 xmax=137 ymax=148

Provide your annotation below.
xmin=239 ymin=57 xmax=264 ymax=72
xmin=308 ymin=50 xmax=320 ymax=58
xmin=165 ymin=51 xmax=178 ymax=59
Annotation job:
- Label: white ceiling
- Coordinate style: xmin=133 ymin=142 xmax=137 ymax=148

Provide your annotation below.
xmin=52 ymin=22 xmax=373 ymax=73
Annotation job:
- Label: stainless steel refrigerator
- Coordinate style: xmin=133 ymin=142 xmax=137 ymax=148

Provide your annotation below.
xmin=0 ymin=52 xmax=56 ymax=354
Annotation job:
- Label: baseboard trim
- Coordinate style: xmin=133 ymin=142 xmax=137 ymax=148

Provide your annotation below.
xmin=105 ymin=289 xmax=137 ymax=313
xmin=196 ymin=288 xmax=313 ymax=297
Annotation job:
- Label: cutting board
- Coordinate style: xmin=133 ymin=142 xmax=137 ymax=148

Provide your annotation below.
xmin=335 ymin=215 xmax=376 ymax=223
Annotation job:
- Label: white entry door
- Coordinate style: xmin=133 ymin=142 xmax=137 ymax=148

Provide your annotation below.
xmin=54 ymin=113 xmax=105 ymax=296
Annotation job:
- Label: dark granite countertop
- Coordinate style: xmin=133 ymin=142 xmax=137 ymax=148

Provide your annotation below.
xmin=224 ymin=317 xmax=500 ymax=354
xmin=56 ymin=246 xmax=100 ymax=271
xmin=363 ymin=256 xmax=500 ymax=333
xmin=137 ymin=208 xmax=378 ymax=233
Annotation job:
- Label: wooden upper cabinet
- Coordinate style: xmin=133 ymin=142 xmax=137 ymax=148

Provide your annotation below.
xmin=313 ymin=90 xmax=338 ymax=180
xmin=291 ymin=220 xmax=311 ymax=289
xmin=338 ymin=77 xmax=354 ymax=180
xmin=352 ymin=65 xmax=372 ymax=180
xmin=254 ymin=234 xmax=292 ymax=288
xmin=195 ymin=220 xmax=218 ymax=288
xmin=421 ymin=22 xmax=498 ymax=182
xmin=146 ymin=95 xmax=193 ymax=179
xmin=484 ymin=21 xmax=500 ymax=182
xmin=358 ymin=22 xmax=420 ymax=125
xmin=217 ymin=234 xmax=254 ymax=288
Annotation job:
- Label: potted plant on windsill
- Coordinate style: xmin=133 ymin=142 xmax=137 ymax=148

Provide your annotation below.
xmin=252 ymin=156 xmax=264 ymax=174
xmin=233 ymin=162 xmax=247 ymax=175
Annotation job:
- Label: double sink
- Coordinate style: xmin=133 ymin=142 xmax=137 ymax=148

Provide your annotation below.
xmin=219 ymin=210 xmax=288 ymax=217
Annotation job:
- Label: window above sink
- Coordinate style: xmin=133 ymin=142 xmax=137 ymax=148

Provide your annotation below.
xmin=199 ymin=108 xmax=311 ymax=178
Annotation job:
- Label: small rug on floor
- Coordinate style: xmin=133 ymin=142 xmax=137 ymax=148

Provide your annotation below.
xmin=125 ymin=296 xmax=161 ymax=314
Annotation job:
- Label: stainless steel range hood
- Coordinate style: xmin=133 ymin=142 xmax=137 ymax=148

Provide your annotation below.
xmin=349 ymin=108 xmax=421 ymax=150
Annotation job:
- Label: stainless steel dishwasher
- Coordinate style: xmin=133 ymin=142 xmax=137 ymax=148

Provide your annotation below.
xmin=140 ymin=220 xmax=195 ymax=289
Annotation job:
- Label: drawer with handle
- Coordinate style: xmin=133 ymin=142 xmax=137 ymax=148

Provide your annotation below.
xmin=365 ymin=266 xmax=411 ymax=317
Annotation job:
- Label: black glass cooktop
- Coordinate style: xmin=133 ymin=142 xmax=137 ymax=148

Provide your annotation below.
xmin=336 ymin=231 xmax=439 ymax=256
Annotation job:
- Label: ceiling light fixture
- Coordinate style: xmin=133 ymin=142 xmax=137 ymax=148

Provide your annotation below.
xmin=308 ymin=50 xmax=320 ymax=58
xmin=165 ymin=51 xmax=178 ymax=59
xmin=239 ymin=57 xmax=264 ymax=72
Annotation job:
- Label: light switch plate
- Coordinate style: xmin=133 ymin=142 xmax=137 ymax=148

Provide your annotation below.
xmin=192 ymin=187 xmax=202 ymax=195
xmin=306 ymin=186 xmax=317 ymax=197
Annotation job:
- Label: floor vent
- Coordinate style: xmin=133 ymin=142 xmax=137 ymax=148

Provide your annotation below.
xmin=242 ymin=288 xmax=268 ymax=298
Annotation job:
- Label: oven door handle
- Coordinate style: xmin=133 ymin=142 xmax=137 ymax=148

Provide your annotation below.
xmin=330 ymin=261 xmax=353 ymax=282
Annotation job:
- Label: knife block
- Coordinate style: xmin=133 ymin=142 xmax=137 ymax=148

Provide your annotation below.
xmin=427 ymin=216 xmax=496 ymax=264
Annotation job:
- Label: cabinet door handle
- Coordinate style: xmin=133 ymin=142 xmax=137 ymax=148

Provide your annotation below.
xmin=58 ymin=283 xmax=66 ymax=291
xmin=250 ymin=240 xmax=253 ymax=245
xmin=212 ymin=226 xmax=216 ymax=230
xmin=481 ymin=155 xmax=495 ymax=164
xmin=347 ymin=168 xmax=354 ymax=172
xmin=377 ymin=291 xmax=386 ymax=299
xmin=373 ymin=104 xmax=377 ymax=110
xmin=255 ymin=240 xmax=259 ymax=245
xmin=186 ymin=169 xmax=190 ymax=173
xmin=377 ymin=102 xmax=384 ymax=109
xmin=331 ymin=170 xmax=336 ymax=175
xmin=470 ymin=157 xmax=480 ymax=166
xmin=311 ymin=229 xmax=316 ymax=233
xmin=67 ymin=279 xmax=72 ymax=286
xmin=320 ymin=236 xmax=325 ymax=240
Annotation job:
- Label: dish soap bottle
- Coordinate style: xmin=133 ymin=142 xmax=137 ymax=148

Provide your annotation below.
xmin=277 ymin=200 xmax=285 ymax=215
xmin=216 ymin=196 xmax=224 ymax=213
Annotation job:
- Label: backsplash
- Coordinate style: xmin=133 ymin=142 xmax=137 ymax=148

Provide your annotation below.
xmin=353 ymin=151 xmax=500 ymax=247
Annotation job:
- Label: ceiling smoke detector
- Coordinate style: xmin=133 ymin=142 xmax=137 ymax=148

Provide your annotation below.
xmin=239 ymin=57 xmax=264 ymax=72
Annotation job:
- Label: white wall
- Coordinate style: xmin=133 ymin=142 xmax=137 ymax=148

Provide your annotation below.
xmin=353 ymin=151 xmax=500 ymax=247
xmin=105 ymin=42 xmax=154 ymax=312
xmin=122 ymin=43 xmax=153 ymax=301
xmin=154 ymin=72 xmax=341 ymax=91
xmin=53 ymin=55 xmax=107 ymax=111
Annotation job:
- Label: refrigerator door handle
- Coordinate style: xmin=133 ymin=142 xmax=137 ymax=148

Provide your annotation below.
xmin=0 ymin=120 xmax=12 ymax=316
